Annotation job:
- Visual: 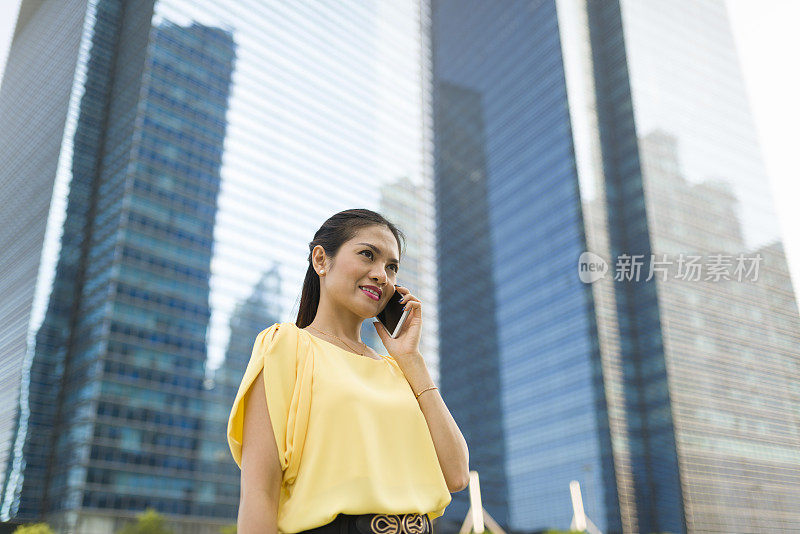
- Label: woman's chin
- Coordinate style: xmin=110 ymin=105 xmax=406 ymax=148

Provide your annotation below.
xmin=355 ymin=294 xmax=381 ymax=312
xmin=349 ymin=301 xmax=378 ymax=319
xmin=364 ymin=304 xmax=381 ymax=317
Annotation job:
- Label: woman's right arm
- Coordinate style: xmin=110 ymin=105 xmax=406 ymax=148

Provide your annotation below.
xmin=238 ymin=369 xmax=282 ymax=534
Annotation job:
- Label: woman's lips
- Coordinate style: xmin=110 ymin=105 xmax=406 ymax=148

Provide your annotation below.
xmin=360 ymin=287 xmax=380 ymax=301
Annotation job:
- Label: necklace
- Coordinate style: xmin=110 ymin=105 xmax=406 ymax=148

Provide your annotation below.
xmin=307 ymin=325 xmax=368 ymax=357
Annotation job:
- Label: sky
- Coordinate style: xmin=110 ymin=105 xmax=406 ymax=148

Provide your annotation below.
xmin=726 ymin=0 xmax=800 ymax=301
xmin=1 ymin=0 xmax=798 ymax=301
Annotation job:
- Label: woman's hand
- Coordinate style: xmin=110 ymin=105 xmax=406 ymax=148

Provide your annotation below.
xmin=373 ymin=285 xmax=423 ymax=364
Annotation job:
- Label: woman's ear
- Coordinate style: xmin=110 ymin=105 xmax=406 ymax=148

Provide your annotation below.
xmin=311 ymin=245 xmax=327 ymax=274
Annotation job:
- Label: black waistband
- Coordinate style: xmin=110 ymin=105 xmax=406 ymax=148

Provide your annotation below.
xmin=299 ymin=513 xmax=432 ymax=534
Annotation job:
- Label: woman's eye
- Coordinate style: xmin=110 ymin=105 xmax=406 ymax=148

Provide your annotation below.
xmin=361 ymin=250 xmax=397 ymax=272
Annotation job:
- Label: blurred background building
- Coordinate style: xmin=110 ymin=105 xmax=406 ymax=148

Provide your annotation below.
xmin=0 ymin=0 xmax=798 ymax=534
xmin=0 ymin=0 xmax=436 ymax=532
xmin=433 ymin=0 xmax=800 ymax=533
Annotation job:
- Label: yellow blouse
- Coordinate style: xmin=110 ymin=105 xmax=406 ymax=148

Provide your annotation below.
xmin=227 ymin=322 xmax=451 ymax=533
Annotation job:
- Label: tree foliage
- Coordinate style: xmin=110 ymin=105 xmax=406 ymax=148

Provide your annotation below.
xmin=116 ymin=508 xmax=174 ymax=534
xmin=13 ymin=524 xmax=55 ymax=534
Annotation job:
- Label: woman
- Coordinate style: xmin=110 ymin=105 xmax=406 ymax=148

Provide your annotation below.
xmin=227 ymin=209 xmax=470 ymax=534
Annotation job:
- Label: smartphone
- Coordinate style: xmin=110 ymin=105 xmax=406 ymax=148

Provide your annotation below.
xmin=376 ymin=285 xmax=411 ymax=338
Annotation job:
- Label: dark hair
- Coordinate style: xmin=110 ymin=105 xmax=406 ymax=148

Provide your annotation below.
xmin=295 ymin=209 xmax=405 ymax=328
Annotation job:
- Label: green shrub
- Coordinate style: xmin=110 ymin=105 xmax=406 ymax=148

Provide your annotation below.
xmin=13 ymin=524 xmax=55 ymax=534
xmin=116 ymin=508 xmax=174 ymax=534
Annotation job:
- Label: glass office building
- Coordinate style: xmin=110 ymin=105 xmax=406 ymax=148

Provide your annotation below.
xmin=0 ymin=0 xmax=436 ymax=532
xmin=0 ymin=0 xmax=95 ymax=523
xmin=433 ymin=0 xmax=800 ymax=533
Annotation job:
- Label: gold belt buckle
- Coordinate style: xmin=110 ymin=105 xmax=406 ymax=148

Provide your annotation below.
xmin=368 ymin=513 xmax=430 ymax=534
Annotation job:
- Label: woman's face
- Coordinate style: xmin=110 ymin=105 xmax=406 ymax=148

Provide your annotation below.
xmin=316 ymin=225 xmax=400 ymax=319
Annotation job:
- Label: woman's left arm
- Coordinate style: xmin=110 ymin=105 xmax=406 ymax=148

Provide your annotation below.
xmin=400 ymin=354 xmax=470 ymax=493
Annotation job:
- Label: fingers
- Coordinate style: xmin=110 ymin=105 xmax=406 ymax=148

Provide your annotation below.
xmin=401 ymin=296 xmax=420 ymax=307
xmin=395 ymin=287 xmax=420 ymax=304
xmin=373 ymin=320 xmax=388 ymax=339
xmin=403 ymin=300 xmax=422 ymax=316
xmin=394 ymin=286 xmax=421 ymax=319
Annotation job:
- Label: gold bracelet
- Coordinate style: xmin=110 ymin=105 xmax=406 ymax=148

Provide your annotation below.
xmin=415 ymin=385 xmax=438 ymax=399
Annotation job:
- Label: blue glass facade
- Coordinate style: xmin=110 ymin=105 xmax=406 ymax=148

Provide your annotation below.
xmin=434 ymin=81 xmax=507 ymax=523
xmin=434 ymin=0 xmax=800 ymax=532
xmin=615 ymin=0 xmax=800 ymax=532
xmin=0 ymin=0 xmax=89 ymax=518
xmin=88 ymin=16 xmax=235 ymax=518
xmin=433 ymin=0 xmax=614 ymax=530
xmin=7 ymin=0 xmax=237 ymax=528
xmin=586 ymin=2 xmax=683 ymax=531
xmin=12 ymin=0 xmax=164 ymax=520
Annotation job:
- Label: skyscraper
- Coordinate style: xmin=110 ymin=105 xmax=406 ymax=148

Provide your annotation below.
xmin=432 ymin=0 xmax=800 ymax=532
xmin=199 ymin=265 xmax=283 ymax=518
xmin=434 ymin=81 xmax=507 ymax=523
xmin=3 ymin=1 xmax=236 ymax=530
xmin=1 ymin=0 xmax=435 ymax=532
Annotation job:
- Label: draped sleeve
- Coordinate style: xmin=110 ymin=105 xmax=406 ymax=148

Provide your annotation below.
xmin=227 ymin=322 xmax=313 ymax=486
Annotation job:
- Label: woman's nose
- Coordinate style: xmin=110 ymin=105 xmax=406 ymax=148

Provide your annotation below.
xmin=372 ymin=269 xmax=388 ymax=284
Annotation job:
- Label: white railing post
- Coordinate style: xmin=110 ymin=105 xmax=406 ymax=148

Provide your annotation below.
xmin=458 ymin=471 xmax=506 ymax=534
